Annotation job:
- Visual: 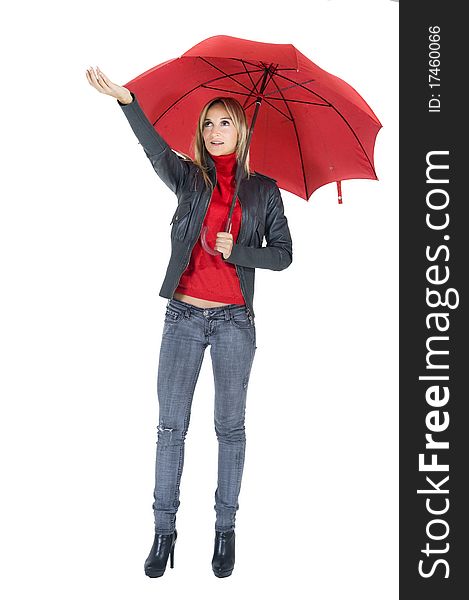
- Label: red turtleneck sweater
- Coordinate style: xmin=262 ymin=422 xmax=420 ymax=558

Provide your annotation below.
xmin=174 ymin=151 xmax=245 ymax=305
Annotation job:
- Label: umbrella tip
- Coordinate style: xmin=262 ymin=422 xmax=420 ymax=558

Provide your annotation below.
xmin=336 ymin=181 xmax=343 ymax=204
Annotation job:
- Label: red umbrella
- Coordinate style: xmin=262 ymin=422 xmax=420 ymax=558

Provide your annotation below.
xmin=122 ymin=35 xmax=382 ymax=251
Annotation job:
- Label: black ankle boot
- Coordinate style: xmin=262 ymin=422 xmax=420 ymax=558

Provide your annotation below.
xmin=144 ymin=530 xmax=177 ymax=578
xmin=212 ymin=529 xmax=235 ymax=578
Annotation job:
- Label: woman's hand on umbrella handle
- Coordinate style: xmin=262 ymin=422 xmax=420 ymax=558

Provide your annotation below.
xmin=85 ymin=66 xmax=132 ymax=104
xmin=215 ymin=232 xmax=233 ymax=259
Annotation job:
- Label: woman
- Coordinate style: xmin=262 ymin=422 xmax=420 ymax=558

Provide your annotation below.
xmin=86 ymin=66 xmax=293 ymax=578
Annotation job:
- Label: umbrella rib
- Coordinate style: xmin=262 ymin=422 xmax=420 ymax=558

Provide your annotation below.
xmin=262 ymin=62 xmax=280 ymax=94
xmin=153 ymin=69 xmax=265 ymax=125
xmin=242 ymin=94 xmax=293 ymax=121
xmin=201 ymin=85 xmax=258 ymax=96
xmin=231 ymin=57 xmax=297 ymax=73
xmin=264 ymin=79 xmax=315 ymax=97
xmin=273 ymin=71 xmax=377 ymax=177
xmin=270 ymin=76 xmax=309 ymax=199
xmin=199 ymin=57 xmax=263 ymax=95
xmin=263 ymin=98 xmax=330 ymax=107
xmin=241 ymin=59 xmax=257 ymax=92
xmin=263 ymin=98 xmax=293 ymax=120
xmin=240 ymin=68 xmax=268 ymax=107
xmin=200 ymin=64 xmax=330 ymax=107
xmin=201 ymin=84 xmax=292 ymax=119
xmin=197 ymin=59 xmax=288 ymax=121
xmin=200 ymin=83 xmax=291 ymax=120
xmin=242 ymin=98 xmax=258 ymax=112
xmin=271 ymin=71 xmax=334 ymax=104
xmin=242 ymin=64 xmax=292 ymax=121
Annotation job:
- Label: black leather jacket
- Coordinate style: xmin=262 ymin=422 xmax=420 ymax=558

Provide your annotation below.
xmin=117 ymin=92 xmax=293 ymax=318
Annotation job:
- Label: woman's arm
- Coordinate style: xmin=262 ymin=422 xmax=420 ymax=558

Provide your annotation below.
xmin=223 ymin=185 xmax=293 ymax=271
xmin=117 ymin=91 xmax=190 ymax=195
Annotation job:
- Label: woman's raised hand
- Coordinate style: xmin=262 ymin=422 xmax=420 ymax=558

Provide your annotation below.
xmin=85 ymin=66 xmax=132 ymax=104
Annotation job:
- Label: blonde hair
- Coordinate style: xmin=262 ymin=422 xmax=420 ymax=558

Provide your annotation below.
xmin=192 ymin=97 xmax=251 ymax=190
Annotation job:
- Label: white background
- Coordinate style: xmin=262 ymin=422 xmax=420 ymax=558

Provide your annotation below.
xmin=1 ymin=0 xmax=398 ymax=598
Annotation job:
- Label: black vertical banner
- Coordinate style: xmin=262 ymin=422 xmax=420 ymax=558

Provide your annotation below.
xmin=400 ymin=2 xmax=467 ymax=597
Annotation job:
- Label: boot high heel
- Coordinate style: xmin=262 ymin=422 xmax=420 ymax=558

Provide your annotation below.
xmin=144 ymin=529 xmax=177 ymax=578
xmin=212 ymin=529 xmax=235 ymax=578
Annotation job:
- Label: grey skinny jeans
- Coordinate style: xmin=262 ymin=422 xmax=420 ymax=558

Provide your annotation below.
xmin=153 ymin=298 xmax=257 ymax=534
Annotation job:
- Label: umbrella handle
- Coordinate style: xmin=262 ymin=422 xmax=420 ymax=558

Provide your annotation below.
xmin=200 ymin=225 xmax=219 ymax=255
xmin=200 ymin=220 xmax=233 ymax=255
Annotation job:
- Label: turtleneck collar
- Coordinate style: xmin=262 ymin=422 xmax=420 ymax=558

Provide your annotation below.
xmin=208 ymin=150 xmax=237 ymax=177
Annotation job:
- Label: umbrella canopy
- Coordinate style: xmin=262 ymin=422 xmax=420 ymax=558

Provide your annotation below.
xmin=123 ymin=35 xmax=382 ymax=201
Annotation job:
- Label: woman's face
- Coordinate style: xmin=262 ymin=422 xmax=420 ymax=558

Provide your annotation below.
xmin=202 ymin=103 xmax=238 ymax=156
